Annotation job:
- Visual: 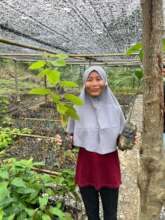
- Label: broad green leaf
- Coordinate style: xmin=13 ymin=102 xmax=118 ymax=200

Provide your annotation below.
xmin=39 ymin=194 xmax=49 ymax=210
xmin=134 ymin=69 xmax=143 ymax=80
xmin=42 ymin=214 xmax=51 ymax=220
xmin=47 ymin=70 xmax=61 ymax=85
xmin=29 ymin=88 xmax=50 ymax=95
xmin=0 ymin=169 xmax=9 ymax=180
xmin=0 ymin=209 xmax=4 ymax=220
xmin=16 ymin=187 xmax=36 ymax=194
xmin=64 ymin=94 xmax=84 ymax=106
xmin=60 ymin=81 xmax=78 ymax=88
xmin=37 ymin=69 xmax=50 ymax=77
xmin=38 ymin=69 xmax=61 ymax=83
xmin=7 ymin=214 xmax=15 ymax=220
xmin=25 ymin=190 xmax=39 ymax=204
xmin=57 ymin=103 xmax=68 ymax=114
xmin=11 ymin=177 xmax=26 ymax=188
xmin=40 ymin=174 xmax=55 ymax=183
xmin=0 ymin=182 xmax=9 ymax=202
xmin=25 ymin=208 xmax=35 ymax=217
xmin=52 ymin=94 xmax=60 ymax=103
xmin=29 ymin=61 xmax=46 ymax=70
xmin=126 ymin=42 xmax=142 ymax=55
xmin=50 ymin=59 xmax=66 ymax=67
xmin=49 ymin=207 xmax=65 ymax=219
xmin=0 ymin=197 xmax=14 ymax=208
xmin=65 ymin=105 xmax=80 ymax=120
xmin=53 ymin=176 xmax=65 ymax=184
xmin=15 ymin=158 xmax=33 ymax=168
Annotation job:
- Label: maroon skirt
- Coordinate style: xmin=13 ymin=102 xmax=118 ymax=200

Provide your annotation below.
xmin=75 ymin=147 xmax=121 ymax=190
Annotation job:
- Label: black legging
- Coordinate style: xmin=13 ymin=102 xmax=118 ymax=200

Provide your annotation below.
xmin=79 ymin=186 xmax=119 ymax=220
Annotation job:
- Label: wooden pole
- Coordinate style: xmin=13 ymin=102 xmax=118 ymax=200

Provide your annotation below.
xmin=14 ymin=60 xmax=20 ymax=102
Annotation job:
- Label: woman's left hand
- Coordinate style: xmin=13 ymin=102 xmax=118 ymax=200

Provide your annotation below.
xmin=133 ymin=132 xmax=141 ymax=145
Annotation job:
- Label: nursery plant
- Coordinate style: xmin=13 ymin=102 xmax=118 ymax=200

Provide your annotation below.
xmin=0 ymin=158 xmax=74 ymax=220
xmin=29 ymin=53 xmax=84 ymax=126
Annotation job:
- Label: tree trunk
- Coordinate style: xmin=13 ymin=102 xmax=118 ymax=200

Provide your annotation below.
xmin=138 ymin=0 xmax=165 ymax=219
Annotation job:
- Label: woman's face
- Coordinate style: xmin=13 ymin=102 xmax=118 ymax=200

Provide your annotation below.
xmin=85 ymin=71 xmax=105 ymax=97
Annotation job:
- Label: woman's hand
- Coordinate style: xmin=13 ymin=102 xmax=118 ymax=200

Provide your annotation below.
xmin=117 ymin=132 xmax=141 ymax=151
xmin=134 ymin=132 xmax=141 ymax=145
xmin=55 ymin=134 xmax=63 ymax=146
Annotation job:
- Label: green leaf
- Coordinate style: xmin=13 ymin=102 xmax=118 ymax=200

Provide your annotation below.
xmin=60 ymin=81 xmax=78 ymax=88
xmin=40 ymin=174 xmax=54 ymax=183
xmin=11 ymin=177 xmax=26 ymax=188
xmin=57 ymin=103 xmax=68 ymax=114
xmin=25 ymin=208 xmax=35 ymax=217
xmin=0 ymin=209 xmax=4 ymax=220
xmin=50 ymin=59 xmax=66 ymax=67
xmin=38 ymin=69 xmax=61 ymax=84
xmin=42 ymin=214 xmax=51 ymax=220
xmin=49 ymin=207 xmax=65 ymax=219
xmin=134 ymin=69 xmax=143 ymax=80
xmin=47 ymin=70 xmax=61 ymax=85
xmin=65 ymin=105 xmax=80 ymax=120
xmin=16 ymin=187 xmax=36 ymax=195
xmin=126 ymin=42 xmax=142 ymax=55
xmin=29 ymin=88 xmax=50 ymax=95
xmin=37 ymin=69 xmax=50 ymax=77
xmin=0 ymin=169 xmax=9 ymax=180
xmin=14 ymin=158 xmax=33 ymax=169
xmin=29 ymin=61 xmax=46 ymax=70
xmin=39 ymin=194 xmax=49 ymax=210
xmin=0 ymin=182 xmax=9 ymax=202
xmin=25 ymin=190 xmax=39 ymax=204
xmin=53 ymin=176 xmax=65 ymax=184
xmin=0 ymin=197 xmax=14 ymax=208
xmin=7 ymin=214 xmax=15 ymax=220
xmin=64 ymin=94 xmax=84 ymax=106
xmin=52 ymin=94 xmax=60 ymax=103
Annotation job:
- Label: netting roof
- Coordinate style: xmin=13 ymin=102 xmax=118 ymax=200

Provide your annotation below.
xmin=0 ymin=0 xmax=164 ymax=63
xmin=0 ymin=0 xmax=142 ymax=52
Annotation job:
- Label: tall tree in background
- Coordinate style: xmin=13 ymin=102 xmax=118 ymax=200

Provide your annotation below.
xmin=139 ymin=0 xmax=165 ymax=219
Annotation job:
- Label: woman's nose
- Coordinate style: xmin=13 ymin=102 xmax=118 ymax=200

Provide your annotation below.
xmin=91 ymin=80 xmax=98 ymax=86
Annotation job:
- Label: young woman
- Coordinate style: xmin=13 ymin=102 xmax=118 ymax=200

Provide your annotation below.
xmin=66 ymin=66 xmax=126 ymax=220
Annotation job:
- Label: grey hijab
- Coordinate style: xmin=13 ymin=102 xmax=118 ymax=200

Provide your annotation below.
xmin=67 ymin=66 xmax=126 ymax=154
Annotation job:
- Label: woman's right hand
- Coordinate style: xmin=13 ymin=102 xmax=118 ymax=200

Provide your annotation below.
xmin=55 ymin=134 xmax=63 ymax=146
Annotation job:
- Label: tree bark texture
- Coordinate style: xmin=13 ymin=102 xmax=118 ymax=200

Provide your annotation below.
xmin=139 ymin=0 xmax=165 ymax=219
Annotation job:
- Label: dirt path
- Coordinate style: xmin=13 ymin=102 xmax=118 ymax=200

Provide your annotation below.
xmin=118 ymin=95 xmax=143 ymax=220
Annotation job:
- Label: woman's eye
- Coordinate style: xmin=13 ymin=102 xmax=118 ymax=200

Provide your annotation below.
xmin=87 ymin=77 xmax=102 ymax=82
